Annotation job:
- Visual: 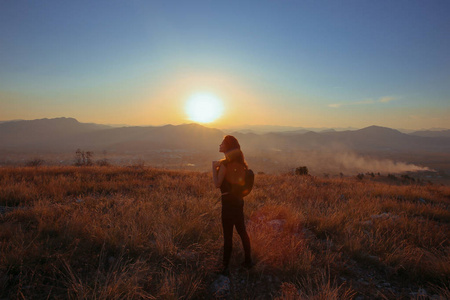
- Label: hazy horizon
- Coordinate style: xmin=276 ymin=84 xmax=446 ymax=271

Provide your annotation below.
xmin=1 ymin=116 xmax=449 ymax=132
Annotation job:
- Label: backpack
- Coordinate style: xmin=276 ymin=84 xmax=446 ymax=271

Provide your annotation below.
xmin=224 ymin=161 xmax=255 ymax=198
xmin=240 ymin=168 xmax=254 ymax=197
xmin=230 ymin=168 xmax=254 ymax=198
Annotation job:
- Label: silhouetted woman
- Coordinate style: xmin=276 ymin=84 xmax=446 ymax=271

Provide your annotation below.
xmin=212 ymin=135 xmax=252 ymax=275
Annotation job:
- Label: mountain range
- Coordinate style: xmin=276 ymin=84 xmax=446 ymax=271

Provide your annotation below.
xmin=1 ymin=118 xmax=449 ymax=175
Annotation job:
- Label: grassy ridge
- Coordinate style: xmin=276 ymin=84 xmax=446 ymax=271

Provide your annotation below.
xmin=0 ymin=166 xmax=449 ymax=299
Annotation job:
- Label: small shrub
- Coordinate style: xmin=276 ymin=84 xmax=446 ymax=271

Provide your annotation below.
xmin=295 ymin=166 xmax=309 ymax=175
xmin=388 ymin=173 xmax=397 ymax=179
xmin=96 ymin=158 xmax=110 ymax=167
xmin=25 ymin=158 xmax=45 ymax=167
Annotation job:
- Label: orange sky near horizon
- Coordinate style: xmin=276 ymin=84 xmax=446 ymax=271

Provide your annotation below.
xmin=2 ymin=67 xmax=449 ymax=130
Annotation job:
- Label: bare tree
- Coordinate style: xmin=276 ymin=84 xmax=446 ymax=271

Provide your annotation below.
xmin=75 ymin=149 xmax=94 ymax=166
xmin=86 ymin=151 xmax=93 ymax=166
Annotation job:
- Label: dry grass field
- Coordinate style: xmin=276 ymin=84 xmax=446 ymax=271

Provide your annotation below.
xmin=0 ymin=166 xmax=449 ymax=299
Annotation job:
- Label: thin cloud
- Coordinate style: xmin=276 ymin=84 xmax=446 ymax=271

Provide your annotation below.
xmin=379 ymin=96 xmax=396 ymax=103
xmin=329 ymin=96 xmax=398 ymax=108
xmin=328 ymin=103 xmax=343 ymax=108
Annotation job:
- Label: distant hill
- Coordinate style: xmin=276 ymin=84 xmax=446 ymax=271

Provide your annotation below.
xmin=0 ymin=118 xmax=111 ymax=152
xmin=223 ymin=124 xmax=358 ymax=134
xmin=0 ymin=118 xmax=224 ymax=153
xmin=410 ymin=129 xmax=450 ymax=138
xmin=1 ymin=118 xmax=449 ymax=154
xmin=89 ymin=123 xmax=225 ymax=153
xmin=231 ymin=125 xmax=450 ymax=154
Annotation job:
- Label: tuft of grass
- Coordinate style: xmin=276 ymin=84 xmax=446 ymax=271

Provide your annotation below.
xmin=276 ymin=269 xmax=356 ymax=300
xmin=248 ymin=204 xmax=312 ymax=275
xmin=58 ymin=247 xmax=154 ymax=299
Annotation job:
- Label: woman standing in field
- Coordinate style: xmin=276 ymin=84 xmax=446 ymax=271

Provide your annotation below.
xmin=212 ymin=135 xmax=252 ymax=275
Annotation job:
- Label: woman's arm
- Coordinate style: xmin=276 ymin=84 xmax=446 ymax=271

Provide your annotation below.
xmin=212 ymin=161 xmax=226 ymax=188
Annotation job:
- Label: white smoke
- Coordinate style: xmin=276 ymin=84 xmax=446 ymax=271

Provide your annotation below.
xmin=248 ymin=148 xmax=433 ymax=175
xmin=329 ymin=151 xmax=432 ymax=174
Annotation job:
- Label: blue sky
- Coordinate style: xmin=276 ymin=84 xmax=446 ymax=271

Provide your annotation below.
xmin=1 ymin=0 xmax=449 ymax=129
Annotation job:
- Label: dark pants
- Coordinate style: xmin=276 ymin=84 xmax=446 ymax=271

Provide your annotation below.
xmin=221 ymin=204 xmax=252 ymax=268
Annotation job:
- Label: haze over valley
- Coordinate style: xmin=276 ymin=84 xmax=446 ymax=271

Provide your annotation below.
xmin=1 ymin=118 xmax=449 ymax=181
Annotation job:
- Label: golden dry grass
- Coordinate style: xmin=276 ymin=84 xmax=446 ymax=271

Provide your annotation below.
xmin=0 ymin=166 xmax=449 ymax=299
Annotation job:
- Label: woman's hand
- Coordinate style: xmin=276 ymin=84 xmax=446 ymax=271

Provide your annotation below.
xmin=212 ymin=160 xmax=221 ymax=170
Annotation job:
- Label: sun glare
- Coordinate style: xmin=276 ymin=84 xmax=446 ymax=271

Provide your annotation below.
xmin=185 ymin=93 xmax=224 ymax=123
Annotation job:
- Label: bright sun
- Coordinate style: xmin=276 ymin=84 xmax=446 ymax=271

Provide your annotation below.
xmin=185 ymin=93 xmax=224 ymax=123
